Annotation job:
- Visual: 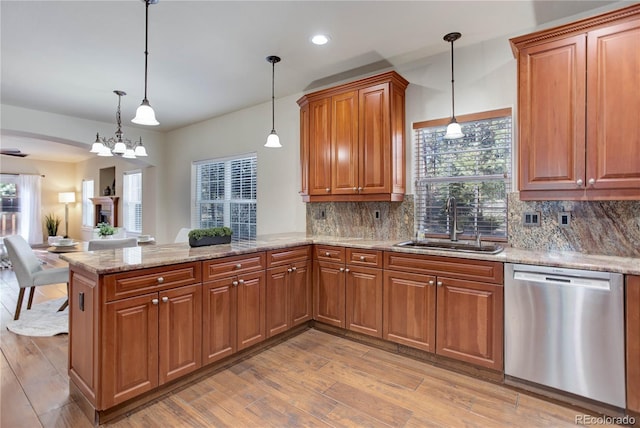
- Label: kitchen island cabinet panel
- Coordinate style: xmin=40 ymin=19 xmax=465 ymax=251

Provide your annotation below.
xmin=236 ymin=270 xmax=266 ymax=351
xmin=103 ymin=293 xmax=159 ymax=408
xmin=383 ymin=270 xmax=436 ymax=352
xmin=627 ymin=275 xmax=640 ymax=413
xmin=436 ymin=277 xmax=503 ymax=371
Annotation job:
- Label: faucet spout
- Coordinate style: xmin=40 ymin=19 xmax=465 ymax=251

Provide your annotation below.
xmin=446 ymin=196 xmax=464 ymax=241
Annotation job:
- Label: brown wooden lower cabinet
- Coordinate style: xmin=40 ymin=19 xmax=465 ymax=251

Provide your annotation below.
xmin=627 ymin=275 xmax=640 ymax=413
xmin=314 ymin=260 xmax=346 ymax=328
xmin=266 ymin=259 xmax=312 ymax=338
xmin=383 ymin=270 xmax=436 ymax=352
xmin=346 ymin=264 xmax=383 ymax=338
xmin=436 ymin=277 xmax=503 ymax=370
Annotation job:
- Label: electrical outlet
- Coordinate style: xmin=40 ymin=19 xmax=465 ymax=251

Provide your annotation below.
xmin=523 ymin=211 xmax=541 ymax=227
xmin=559 ymin=211 xmax=571 ymax=227
xmin=316 ymin=209 xmax=326 ymax=220
xmin=374 ymin=210 xmax=381 ymax=220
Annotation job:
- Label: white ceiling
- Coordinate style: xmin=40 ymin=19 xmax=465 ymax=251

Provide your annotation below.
xmin=0 ymin=0 xmax=626 ymax=161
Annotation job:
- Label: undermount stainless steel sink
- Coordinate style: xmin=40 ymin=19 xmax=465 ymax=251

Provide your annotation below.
xmin=394 ymin=240 xmax=504 ymax=254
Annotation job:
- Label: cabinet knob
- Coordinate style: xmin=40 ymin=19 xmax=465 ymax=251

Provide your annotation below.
xmin=235 ymin=264 xmax=242 ymax=269
xmin=325 ymin=252 xmax=330 ymax=257
xmin=353 ymin=187 xmax=358 ymax=192
xmin=360 ymin=256 xmax=365 ymax=261
xmin=428 ymin=280 xmax=434 ymax=286
xmin=588 ymin=178 xmax=596 ymax=185
xmin=232 ymin=280 xmax=239 ymax=286
xmin=345 ymin=268 xmax=350 ymax=273
xmin=576 ymin=179 xmax=583 ymax=187
xmin=287 ymin=268 xmax=293 ymax=273
xmin=339 ymin=267 xmax=345 ymax=272
xmin=358 ymin=187 xmax=362 ymax=192
xmin=437 ymin=281 xmax=443 ymax=287
xmin=157 ymin=277 xmax=164 ymax=284
xmin=325 ymin=188 xmax=330 ymax=193
xmin=152 ymin=298 xmax=159 ymax=305
xmin=162 ymin=296 xmax=169 ymax=303
xmin=238 ymin=279 xmax=245 ymax=285
xmin=291 ymin=266 xmax=297 ymax=272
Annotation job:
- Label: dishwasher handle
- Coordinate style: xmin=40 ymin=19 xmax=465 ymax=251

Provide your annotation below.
xmin=513 ymin=271 xmax=611 ymax=291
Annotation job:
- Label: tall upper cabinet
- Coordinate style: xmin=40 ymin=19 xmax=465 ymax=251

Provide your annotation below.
xmin=297 ymin=71 xmax=408 ymax=202
xmin=511 ymin=4 xmax=640 ymax=200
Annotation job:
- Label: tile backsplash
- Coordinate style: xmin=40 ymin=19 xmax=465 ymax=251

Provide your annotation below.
xmin=508 ymin=193 xmax=640 ymax=257
xmin=306 ymin=196 xmax=414 ymax=241
xmin=305 ymin=192 xmax=640 ymax=258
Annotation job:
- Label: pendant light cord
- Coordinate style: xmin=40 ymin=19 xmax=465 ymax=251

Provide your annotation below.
xmin=143 ymin=0 xmax=150 ymax=101
xmin=449 ymin=39 xmax=455 ymax=120
xmin=271 ymin=59 xmax=275 ymax=132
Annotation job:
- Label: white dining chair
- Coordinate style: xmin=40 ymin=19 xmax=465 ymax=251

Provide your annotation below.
xmin=174 ymin=228 xmax=192 ymax=243
xmin=4 ymin=235 xmax=69 ymax=320
xmin=88 ymin=237 xmax=138 ymax=251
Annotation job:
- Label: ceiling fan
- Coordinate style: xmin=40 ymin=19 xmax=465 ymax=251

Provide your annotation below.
xmin=1 ymin=148 xmax=28 ymax=157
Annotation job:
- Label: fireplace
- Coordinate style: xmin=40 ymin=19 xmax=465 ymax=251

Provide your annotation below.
xmin=90 ymin=197 xmax=119 ymax=227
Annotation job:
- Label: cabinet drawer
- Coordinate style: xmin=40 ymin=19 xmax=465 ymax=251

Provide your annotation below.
xmin=105 ymin=262 xmax=201 ymax=302
xmin=203 ymin=252 xmax=266 ymax=281
xmin=346 ymin=248 xmax=382 ymax=268
xmin=314 ymin=245 xmax=345 ymax=263
xmin=267 ymin=245 xmax=311 ymax=268
xmin=384 ymin=251 xmax=503 ymax=284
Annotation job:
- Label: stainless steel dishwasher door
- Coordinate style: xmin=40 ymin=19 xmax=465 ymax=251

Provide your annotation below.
xmin=504 ymin=263 xmax=625 ymax=408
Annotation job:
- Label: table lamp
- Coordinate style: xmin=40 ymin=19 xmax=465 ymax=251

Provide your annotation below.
xmin=58 ymin=192 xmax=76 ymax=238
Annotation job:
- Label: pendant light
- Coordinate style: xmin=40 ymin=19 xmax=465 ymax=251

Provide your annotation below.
xmin=443 ymin=32 xmax=464 ymax=140
xmin=265 ymin=55 xmax=282 ymax=148
xmin=132 ymin=0 xmax=159 ymax=126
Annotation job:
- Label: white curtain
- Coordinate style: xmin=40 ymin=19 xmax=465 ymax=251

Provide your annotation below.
xmin=17 ymin=174 xmax=43 ymax=245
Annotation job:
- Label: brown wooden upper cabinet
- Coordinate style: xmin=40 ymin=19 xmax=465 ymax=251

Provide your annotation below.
xmin=297 ymin=71 xmax=408 ymax=202
xmin=511 ymin=4 xmax=640 ymax=200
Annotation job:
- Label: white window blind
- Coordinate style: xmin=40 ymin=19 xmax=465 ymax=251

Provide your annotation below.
xmin=414 ymin=109 xmax=512 ymax=239
xmin=81 ymin=179 xmax=94 ymax=227
xmin=193 ymin=153 xmax=257 ymax=241
xmin=123 ymin=171 xmax=142 ymax=233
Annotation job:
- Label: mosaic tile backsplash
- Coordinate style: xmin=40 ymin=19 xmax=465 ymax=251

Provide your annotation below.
xmin=306 ymin=196 xmax=414 ymax=241
xmin=507 ymin=193 xmax=640 ymax=257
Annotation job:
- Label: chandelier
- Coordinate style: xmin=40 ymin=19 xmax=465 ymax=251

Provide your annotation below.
xmin=90 ymin=90 xmax=148 ymax=158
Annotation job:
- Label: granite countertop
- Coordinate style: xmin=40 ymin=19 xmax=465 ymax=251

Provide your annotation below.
xmin=60 ymin=232 xmax=640 ymax=276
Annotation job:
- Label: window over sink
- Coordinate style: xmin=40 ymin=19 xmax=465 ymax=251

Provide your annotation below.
xmin=413 ymin=108 xmax=512 ymax=240
xmin=192 ymin=153 xmax=257 ymax=241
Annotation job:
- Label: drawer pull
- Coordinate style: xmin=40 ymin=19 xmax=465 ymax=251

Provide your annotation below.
xmin=428 ymin=280 xmax=434 ymax=286
xmin=232 ymin=280 xmax=239 ymax=287
xmin=576 ymin=179 xmax=583 ymax=187
xmin=157 ymin=277 xmax=164 ymax=284
xmin=236 ymin=264 xmax=242 ymax=269
xmin=360 ymin=256 xmax=366 ymax=261
xmin=325 ymin=252 xmax=330 ymax=257
xmin=162 ymin=296 xmax=169 ymax=303
xmin=353 ymin=187 xmax=357 ymax=192
xmin=291 ymin=266 xmax=297 ymax=272
xmin=345 ymin=268 xmax=350 ymax=273
xmin=437 ymin=281 xmax=443 ymax=287
xmin=588 ymin=178 xmax=596 ymax=185
xmin=357 ymin=187 xmax=362 ymax=192
xmin=238 ymin=279 xmax=245 ymax=285
xmin=152 ymin=298 xmax=159 ymax=305
xmin=325 ymin=188 xmax=330 ymax=193
xmin=287 ymin=268 xmax=293 ymax=273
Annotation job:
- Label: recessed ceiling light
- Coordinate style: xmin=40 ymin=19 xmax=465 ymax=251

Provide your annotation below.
xmin=311 ymin=34 xmax=330 ymax=46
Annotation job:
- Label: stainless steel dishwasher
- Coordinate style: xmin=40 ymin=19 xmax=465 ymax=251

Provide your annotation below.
xmin=504 ymin=263 xmax=625 ymax=408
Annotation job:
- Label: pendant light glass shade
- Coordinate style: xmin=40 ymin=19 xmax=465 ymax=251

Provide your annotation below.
xmin=132 ymin=0 xmax=159 ymax=126
xmin=443 ymin=32 xmax=464 ymax=140
xmin=265 ymin=55 xmax=282 ymax=148
xmin=132 ymin=100 xmax=159 ymax=126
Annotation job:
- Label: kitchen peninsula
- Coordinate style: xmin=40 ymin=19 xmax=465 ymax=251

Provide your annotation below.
xmin=61 ymin=234 xmax=640 ymax=425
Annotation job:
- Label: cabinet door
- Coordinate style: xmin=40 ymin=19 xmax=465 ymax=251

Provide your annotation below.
xmin=627 ymin=275 xmax=640 ymax=413
xmin=202 ymin=278 xmax=237 ymax=365
xmin=587 ymin=18 xmax=640 ymax=192
xmin=346 ymin=265 xmax=383 ymax=338
xmin=290 ymin=260 xmax=312 ymax=327
xmin=158 ymin=284 xmax=202 ymax=385
xmin=103 ymin=293 xmax=158 ymax=408
xmin=383 ymin=270 xmax=436 ymax=352
xmin=236 ymin=270 xmax=266 ymax=351
xmin=331 ymin=91 xmax=359 ymax=195
xmin=309 ymin=98 xmax=332 ymax=195
xmin=436 ymin=277 xmax=503 ymax=370
xmin=518 ymin=35 xmax=586 ymax=193
xmin=313 ymin=260 xmax=346 ymax=328
xmin=359 ymin=83 xmax=391 ymax=194
xmin=266 ymin=265 xmax=289 ymax=338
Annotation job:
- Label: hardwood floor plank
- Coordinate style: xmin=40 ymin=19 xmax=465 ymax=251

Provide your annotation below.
xmin=1 ymin=351 xmax=42 ymax=428
xmin=38 ymin=402 xmax=93 ymax=428
xmin=32 ymin=336 xmax=69 ymax=379
xmin=323 ymin=381 xmax=413 ymax=427
xmin=246 ymin=395 xmax=333 ymax=428
xmin=323 ymin=403 xmax=394 ymax=428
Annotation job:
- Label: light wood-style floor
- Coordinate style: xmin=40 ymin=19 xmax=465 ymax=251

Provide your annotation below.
xmin=0 ymin=253 xmax=615 ymax=427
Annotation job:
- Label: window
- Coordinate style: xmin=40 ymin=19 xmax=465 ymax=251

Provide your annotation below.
xmin=413 ymin=108 xmax=512 ymax=239
xmin=0 ymin=175 xmax=19 ymax=237
xmin=192 ymin=153 xmax=257 ymax=241
xmin=123 ymin=171 xmax=143 ymax=234
xmin=82 ymin=179 xmax=94 ymax=227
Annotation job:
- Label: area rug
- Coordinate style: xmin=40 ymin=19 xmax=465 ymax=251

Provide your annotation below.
xmin=6 ymin=297 xmax=68 ymax=336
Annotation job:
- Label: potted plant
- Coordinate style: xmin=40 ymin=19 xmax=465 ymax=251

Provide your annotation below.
xmin=97 ymin=222 xmax=117 ymax=238
xmin=44 ymin=213 xmax=62 ymax=244
xmin=188 ymin=226 xmax=233 ymax=247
